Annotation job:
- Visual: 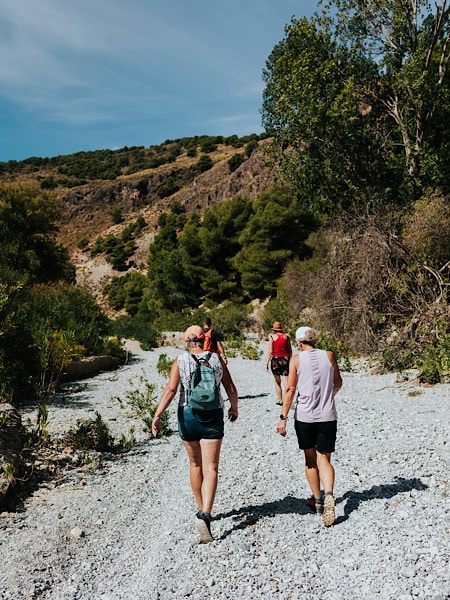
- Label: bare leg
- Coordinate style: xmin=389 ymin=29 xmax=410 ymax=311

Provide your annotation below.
xmin=316 ymin=451 xmax=334 ymax=494
xmin=183 ymin=440 xmax=203 ymax=509
xmin=273 ymin=374 xmax=282 ymax=402
xmin=304 ymin=448 xmax=321 ymax=499
xmin=198 ymin=438 xmax=222 ymax=513
xmin=183 ymin=438 xmax=222 ymax=513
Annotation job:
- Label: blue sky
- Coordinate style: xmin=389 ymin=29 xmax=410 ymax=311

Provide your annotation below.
xmin=0 ymin=0 xmax=318 ymax=162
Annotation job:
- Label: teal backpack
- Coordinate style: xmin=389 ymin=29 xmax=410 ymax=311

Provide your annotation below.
xmin=186 ymin=353 xmax=220 ymax=411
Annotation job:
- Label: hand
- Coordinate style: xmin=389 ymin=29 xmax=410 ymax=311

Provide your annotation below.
xmin=276 ymin=420 xmax=287 ymax=437
xmin=228 ymin=407 xmax=238 ymax=422
xmin=151 ymin=416 xmax=160 ymax=437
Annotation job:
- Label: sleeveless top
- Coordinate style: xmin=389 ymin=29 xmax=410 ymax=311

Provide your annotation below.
xmin=271 ymin=334 xmax=290 ymax=357
xmin=294 ymin=349 xmax=337 ymax=423
xmin=203 ymin=328 xmax=220 ymax=353
xmin=177 ymin=351 xmax=224 ymax=408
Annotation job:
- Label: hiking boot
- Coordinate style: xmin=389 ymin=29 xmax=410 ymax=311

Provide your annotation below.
xmin=322 ymin=492 xmax=335 ymax=527
xmin=195 ymin=511 xmax=214 ymax=544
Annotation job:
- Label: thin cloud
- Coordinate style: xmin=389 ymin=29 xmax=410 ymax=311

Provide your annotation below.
xmin=0 ymin=0 xmax=317 ymax=160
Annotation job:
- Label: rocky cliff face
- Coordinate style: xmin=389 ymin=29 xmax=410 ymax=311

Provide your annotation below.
xmin=57 ymin=143 xmax=278 ymax=301
xmin=58 ymin=144 xmax=276 ymax=247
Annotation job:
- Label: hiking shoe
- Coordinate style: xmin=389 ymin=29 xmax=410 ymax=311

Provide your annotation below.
xmin=322 ymin=493 xmax=335 ymax=527
xmin=307 ymin=496 xmax=324 ymax=515
xmin=195 ymin=511 xmax=214 ymax=544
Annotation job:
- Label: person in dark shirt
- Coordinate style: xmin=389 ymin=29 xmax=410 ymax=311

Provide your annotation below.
xmin=202 ymin=317 xmax=228 ymax=364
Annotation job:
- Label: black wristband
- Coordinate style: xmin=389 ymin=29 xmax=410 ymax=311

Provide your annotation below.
xmin=279 ymin=414 xmax=288 ymax=420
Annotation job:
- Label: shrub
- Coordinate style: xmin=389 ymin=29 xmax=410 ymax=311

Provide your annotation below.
xmin=380 ymin=346 xmax=415 ymax=374
xmin=157 ymin=353 xmax=173 ymax=377
xmin=186 ymin=144 xmax=197 ymax=158
xmin=199 ymin=138 xmax=217 ymax=153
xmin=153 ymin=308 xmax=199 ymax=333
xmin=77 ymin=237 xmax=89 ymax=250
xmin=112 ymin=373 xmax=172 ymax=438
xmin=228 ymin=153 xmax=245 ymax=173
xmin=156 ymin=177 xmax=180 ymax=199
xmin=65 ymin=412 xmax=114 ymax=452
xmin=197 ymin=155 xmax=213 ymax=172
xmin=39 ymin=176 xmax=58 ymax=190
xmin=417 ymin=336 xmax=450 ymax=384
xmin=401 ymin=192 xmax=450 ymax=263
xmin=109 ymin=314 xmax=159 ymax=351
xmin=261 ymin=298 xmax=290 ymax=335
xmin=240 ymin=342 xmax=263 ymax=360
xmin=111 ymin=208 xmax=124 ymax=224
xmin=245 ymin=140 xmax=259 ymax=156
xmin=316 ymin=332 xmax=352 ymax=371
xmin=417 ymin=347 xmax=441 ymax=384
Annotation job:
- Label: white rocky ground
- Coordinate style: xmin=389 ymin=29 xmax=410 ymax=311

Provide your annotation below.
xmin=0 ymin=343 xmax=449 ymax=600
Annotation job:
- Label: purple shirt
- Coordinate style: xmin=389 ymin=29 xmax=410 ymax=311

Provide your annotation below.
xmin=294 ymin=349 xmax=337 ymax=423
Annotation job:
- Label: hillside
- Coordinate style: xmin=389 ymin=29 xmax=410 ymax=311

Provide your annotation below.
xmin=1 ymin=136 xmax=278 ymax=301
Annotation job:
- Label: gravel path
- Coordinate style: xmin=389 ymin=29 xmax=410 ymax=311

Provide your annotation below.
xmin=1 ymin=344 xmax=449 ymax=600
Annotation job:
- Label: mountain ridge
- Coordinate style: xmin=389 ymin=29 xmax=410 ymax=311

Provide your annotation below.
xmin=53 ymin=140 xmax=278 ymax=303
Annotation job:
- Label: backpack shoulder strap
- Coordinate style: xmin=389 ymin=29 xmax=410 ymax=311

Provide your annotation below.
xmin=203 ymin=351 xmax=213 ymax=366
xmin=190 ymin=353 xmax=200 ymax=366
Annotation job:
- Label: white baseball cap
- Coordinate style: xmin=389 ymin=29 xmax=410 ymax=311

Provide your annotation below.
xmin=295 ymin=326 xmax=312 ymax=341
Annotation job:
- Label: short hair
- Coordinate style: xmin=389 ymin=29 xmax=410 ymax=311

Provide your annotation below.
xmin=203 ymin=317 xmax=212 ymax=327
xmin=187 ymin=339 xmax=204 ymax=349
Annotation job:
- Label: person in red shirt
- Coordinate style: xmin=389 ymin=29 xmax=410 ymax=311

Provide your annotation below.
xmin=265 ymin=321 xmax=292 ymax=406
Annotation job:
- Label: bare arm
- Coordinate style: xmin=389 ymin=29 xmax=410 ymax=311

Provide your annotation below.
xmin=276 ymin=354 xmax=299 ymax=437
xmin=151 ymin=358 xmax=180 ymax=437
xmin=327 ymin=351 xmax=343 ymax=395
xmin=265 ymin=335 xmax=274 ymax=370
xmin=286 ymin=335 xmax=292 ymax=357
xmin=217 ymin=340 xmax=228 ymax=365
xmin=221 ymin=362 xmax=239 ymax=422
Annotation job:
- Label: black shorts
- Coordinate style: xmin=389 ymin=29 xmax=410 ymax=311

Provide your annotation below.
xmin=270 ymin=356 xmax=290 ymax=376
xmin=294 ymin=420 xmax=337 ymax=454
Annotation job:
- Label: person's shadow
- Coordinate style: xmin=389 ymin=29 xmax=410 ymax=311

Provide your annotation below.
xmin=334 ymin=476 xmax=428 ymax=525
xmin=215 ymin=495 xmax=311 ymax=540
xmin=215 ymin=477 xmax=427 ymax=537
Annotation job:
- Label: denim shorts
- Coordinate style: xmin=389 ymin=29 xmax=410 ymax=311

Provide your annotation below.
xmin=177 ymin=406 xmax=224 ymax=441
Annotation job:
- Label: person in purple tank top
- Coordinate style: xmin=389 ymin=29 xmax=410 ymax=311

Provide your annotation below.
xmin=276 ymin=326 xmax=342 ymax=527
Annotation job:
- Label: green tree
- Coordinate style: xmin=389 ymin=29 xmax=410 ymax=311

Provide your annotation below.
xmin=228 ymin=153 xmax=245 ymax=173
xmin=147 ymin=211 xmax=194 ymax=310
xmin=199 ymin=137 xmax=217 ymax=153
xmin=123 ymin=272 xmax=149 ymax=315
xmin=197 ymin=155 xmax=213 ymax=172
xmin=262 ymin=2 xmax=450 ymax=211
xmin=156 ymin=176 xmax=180 ymax=199
xmin=234 ymin=189 xmax=317 ymax=297
xmin=195 ymin=196 xmax=252 ymax=300
xmin=328 ymin=0 xmax=450 ymax=187
xmin=0 ymin=184 xmax=74 ymax=284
